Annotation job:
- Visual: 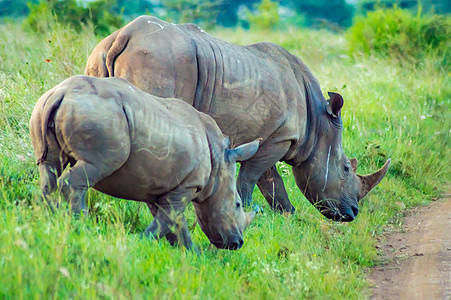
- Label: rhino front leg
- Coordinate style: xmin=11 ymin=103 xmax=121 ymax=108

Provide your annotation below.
xmin=144 ymin=189 xmax=195 ymax=250
xmin=237 ymin=141 xmax=291 ymax=211
xmin=146 ymin=203 xmax=179 ymax=247
xmin=257 ymin=165 xmax=295 ymax=213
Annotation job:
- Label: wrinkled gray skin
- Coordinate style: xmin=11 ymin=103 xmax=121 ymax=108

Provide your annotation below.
xmin=29 ymin=75 xmax=258 ymax=250
xmin=85 ymin=16 xmax=391 ymax=221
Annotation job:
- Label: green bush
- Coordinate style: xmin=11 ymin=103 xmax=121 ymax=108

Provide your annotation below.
xmin=246 ymin=0 xmax=280 ymax=30
xmin=159 ymin=0 xmax=222 ymax=30
xmin=347 ymin=8 xmax=450 ymax=67
xmin=23 ymin=0 xmax=123 ymax=36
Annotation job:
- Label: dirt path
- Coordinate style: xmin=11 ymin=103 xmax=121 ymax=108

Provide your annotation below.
xmin=369 ymin=194 xmax=451 ymax=299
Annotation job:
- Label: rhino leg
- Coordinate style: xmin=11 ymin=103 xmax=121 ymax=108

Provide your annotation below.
xmin=167 ymin=214 xmax=194 ymax=250
xmin=257 ymin=165 xmax=295 ymax=213
xmin=38 ymin=162 xmax=60 ymax=212
xmin=146 ymin=203 xmax=179 ymax=246
xmin=57 ymin=160 xmax=105 ymax=214
xmin=144 ymin=188 xmax=195 ymax=250
xmin=237 ymin=141 xmax=291 ymax=210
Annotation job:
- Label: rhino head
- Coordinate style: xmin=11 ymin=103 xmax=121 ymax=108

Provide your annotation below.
xmin=194 ymin=139 xmax=260 ymax=250
xmin=293 ymin=92 xmax=391 ymax=222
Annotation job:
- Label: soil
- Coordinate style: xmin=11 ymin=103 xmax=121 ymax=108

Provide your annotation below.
xmin=369 ymin=193 xmax=451 ymax=300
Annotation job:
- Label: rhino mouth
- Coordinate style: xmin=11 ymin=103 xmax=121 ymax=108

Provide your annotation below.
xmin=321 ymin=209 xmax=355 ymax=222
xmin=318 ymin=198 xmax=359 ymax=222
xmin=210 ymin=235 xmax=244 ymax=250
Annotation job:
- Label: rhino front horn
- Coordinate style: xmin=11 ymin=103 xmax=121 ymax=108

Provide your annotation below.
xmin=357 ymin=158 xmax=391 ymax=200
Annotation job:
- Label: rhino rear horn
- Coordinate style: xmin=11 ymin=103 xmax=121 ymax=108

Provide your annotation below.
xmin=225 ymin=139 xmax=260 ymax=163
xmin=244 ymin=211 xmax=255 ymax=230
xmin=357 ymin=158 xmax=391 ymax=200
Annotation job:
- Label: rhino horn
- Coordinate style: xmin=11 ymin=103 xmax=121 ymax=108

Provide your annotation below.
xmin=244 ymin=211 xmax=256 ymax=230
xmin=357 ymin=158 xmax=391 ymax=200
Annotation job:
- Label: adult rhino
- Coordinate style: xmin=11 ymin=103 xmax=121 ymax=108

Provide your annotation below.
xmin=85 ymin=16 xmax=391 ymax=222
xmin=30 ymin=75 xmax=259 ymax=250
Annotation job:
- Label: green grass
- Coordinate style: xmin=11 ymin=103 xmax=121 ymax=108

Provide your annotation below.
xmin=0 ymin=20 xmax=450 ymax=299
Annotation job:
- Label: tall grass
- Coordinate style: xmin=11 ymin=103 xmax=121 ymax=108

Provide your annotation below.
xmin=0 ymin=17 xmax=450 ymax=299
xmin=347 ymin=8 xmax=450 ymax=69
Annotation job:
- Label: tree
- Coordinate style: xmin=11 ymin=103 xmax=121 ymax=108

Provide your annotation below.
xmin=246 ymin=0 xmax=280 ymax=30
xmin=357 ymin=0 xmax=451 ymax=15
xmin=283 ymin=0 xmax=354 ymax=27
xmin=24 ymin=0 xmax=123 ymax=35
xmin=114 ymin=0 xmax=154 ymax=17
xmin=0 ymin=0 xmax=38 ymax=17
xmin=216 ymin=0 xmax=260 ymax=26
xmin=159 ymin=0 xmax=223 ymax=28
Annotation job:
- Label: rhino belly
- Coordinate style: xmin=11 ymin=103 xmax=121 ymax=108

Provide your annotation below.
xmin=93 ymin=142 xmax=205 ymax=202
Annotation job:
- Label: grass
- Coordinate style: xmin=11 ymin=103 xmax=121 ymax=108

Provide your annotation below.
xmin=0 ymin=19 xmax=450 ymax=299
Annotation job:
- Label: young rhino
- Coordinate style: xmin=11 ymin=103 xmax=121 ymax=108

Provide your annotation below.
xmin=29 ymin=75 xmax=259 ymax=251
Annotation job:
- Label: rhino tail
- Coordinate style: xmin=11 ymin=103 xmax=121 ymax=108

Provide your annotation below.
xmin=105 ymin=32 xmax=130 ymax=77
xmin=38 ymin=89 xmax=65 ymax=165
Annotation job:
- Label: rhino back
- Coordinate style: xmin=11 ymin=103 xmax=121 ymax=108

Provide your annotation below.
xmin=42 ymin=76 xmax=213 ymax=202
xmin=97 ymin=17 xmax=310 ymax=147
xmin=105 ymin=16 xmax=199 ymax=101
xmin=187 ymin=33 xmax=308 ymax=146
xmin=87 ymin=17 xmax=328 ymax=159
xmin=90 ymin=78 xmax=215 ymax=200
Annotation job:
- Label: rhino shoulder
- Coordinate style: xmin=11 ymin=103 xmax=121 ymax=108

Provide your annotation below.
xmin=246 ymin=42 xmax=289 ymax=57
xmin=179 ymin=22 xmax=206 ymax=34
xmin=127 ymin=15 xmax=171 ymax=31
xmin=246 ymin=41 xmax=308 ymax=69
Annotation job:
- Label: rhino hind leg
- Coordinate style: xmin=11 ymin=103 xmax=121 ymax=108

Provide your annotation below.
xmin=257 ymin=165 xmax=295 ymax=214
xmin=144 ymin=188 xmax=195 ymax=250
xmin=38 ymin=162 xmax=60 ymax=212
xmin=57 ymin=160 xmax=106 ymax=214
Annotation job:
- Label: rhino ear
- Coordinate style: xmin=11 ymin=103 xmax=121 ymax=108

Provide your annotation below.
xmin=225 ymin=139 xmax=260 ymax=163
xmin=326 ymin=92 xmax=344 ymax=118
xmin=350 ymin=158 xmax=358 ymax=173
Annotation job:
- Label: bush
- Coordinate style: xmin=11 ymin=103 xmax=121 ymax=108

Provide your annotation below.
xmin=245 ymin=0 xmax=280 ymax=30
xmin=159 ymin=0 xmax=223 ymax=30
xmin=347 ymin=8 xmax=450 ymax=67
xmin=23 ymin=0 xmax=123 ymax=36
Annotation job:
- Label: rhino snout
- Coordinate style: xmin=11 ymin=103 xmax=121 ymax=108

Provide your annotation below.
xmin=211 ymin=233 xmax=244 ymax=250
xmin=340 ymin=204 xmax=359 ymax=222
xmin=224 ymin=235 xmax=244 ymax=250
xmin=319 ymin=200 xmax=359 ymax=222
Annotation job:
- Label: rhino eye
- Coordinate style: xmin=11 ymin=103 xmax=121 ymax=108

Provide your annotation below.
xmin=236 ymin=202 xmax=241 ymax=209
xmin=344 ymin=165 xmax=350 ymax=173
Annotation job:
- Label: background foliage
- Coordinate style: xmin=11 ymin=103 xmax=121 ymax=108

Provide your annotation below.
xmin=0 ymin=1 xmax=450 ymax=299
xmin=245 ymin=0 xmax=280 ymax=30
xmin=1 ymin=0 xmax=450 ymax=29
xmin=348 ymin=7 xmax=450 ymax=68
xmin=23 ymin=0 xmax=123 ymax=35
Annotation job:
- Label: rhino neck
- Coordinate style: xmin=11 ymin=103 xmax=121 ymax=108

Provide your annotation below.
xmin=193 ymin=119 xmax=224 ymax=203
xmin=190 ymin=36 xmax=220 ymax=114
xmin=285 ymin=74 xmax=325 ymax=167
xmin=189 ymin=35 xmax=264 ymax=116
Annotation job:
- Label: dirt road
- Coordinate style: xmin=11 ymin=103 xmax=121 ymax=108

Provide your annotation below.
xmin=369 ymin=195 xmax=451 ymax=299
